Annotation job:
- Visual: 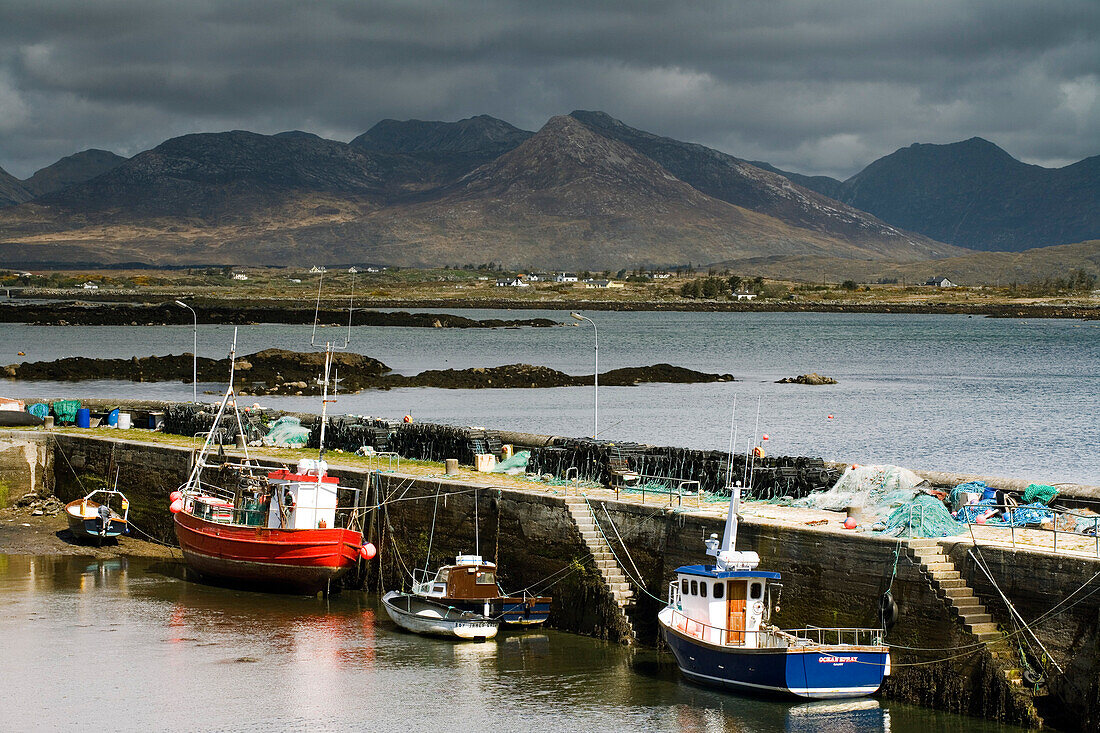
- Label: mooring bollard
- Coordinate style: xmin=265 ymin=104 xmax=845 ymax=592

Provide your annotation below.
xmin=444 ymin=458 xmax=459 ymax=476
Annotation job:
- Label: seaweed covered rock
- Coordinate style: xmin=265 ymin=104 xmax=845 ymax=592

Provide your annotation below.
xmin=777 ymin=372 xmax=837 ymax=385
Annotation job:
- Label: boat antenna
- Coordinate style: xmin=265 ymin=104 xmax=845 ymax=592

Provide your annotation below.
xmin=310 ymin=267 xmax=325 ymax=347
xmin=474 ymin=488 xmax=480 ymax=557
xmin=725 ymin=396 xmax=737 ymax=488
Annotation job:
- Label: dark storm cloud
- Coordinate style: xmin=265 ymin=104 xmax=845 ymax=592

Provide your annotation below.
xmin=0 ymin=0 xmax=1096 ymax=179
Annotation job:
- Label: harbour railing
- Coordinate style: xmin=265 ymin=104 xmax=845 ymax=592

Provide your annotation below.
xmin=958 ymin=503 xmax=1100 ymax=558
xmin=779 ymin=626 xmax=886 ymax=648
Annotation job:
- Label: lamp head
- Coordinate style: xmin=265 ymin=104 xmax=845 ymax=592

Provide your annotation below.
xmin=570 ymin=312 xmax=584 ymax=321
xmin=174 ymin=300 xmax=188 ymax=308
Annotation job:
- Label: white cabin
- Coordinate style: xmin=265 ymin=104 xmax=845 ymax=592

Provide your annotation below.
xmin=671 ymin=565 xmax=779 ymax=648
xmin=265 ymin=459 xmax=339 ymax=529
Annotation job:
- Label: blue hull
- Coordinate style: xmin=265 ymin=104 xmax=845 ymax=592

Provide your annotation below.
xmin=661 ymin=623 xmax=887 ymax=699
xmin=69 ymin=517 xmax=127 ymax=540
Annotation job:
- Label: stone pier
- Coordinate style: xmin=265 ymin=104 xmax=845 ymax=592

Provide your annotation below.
xmin=2 ymin=428 xmax=1099 ymax=729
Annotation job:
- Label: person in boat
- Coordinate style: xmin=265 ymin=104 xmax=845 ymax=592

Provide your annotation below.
xmin=97 ymin=503 xmax=112 ymax=535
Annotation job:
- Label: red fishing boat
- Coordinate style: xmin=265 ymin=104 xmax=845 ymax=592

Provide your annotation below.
xmin=171 ymin=326 xmax=369 ymax=594
xmin=173 ymin=458 xmax=366 ymax=593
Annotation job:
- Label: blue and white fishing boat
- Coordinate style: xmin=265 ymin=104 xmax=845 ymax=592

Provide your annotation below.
xmin=658 ymin=484 xmax=890 ymax=699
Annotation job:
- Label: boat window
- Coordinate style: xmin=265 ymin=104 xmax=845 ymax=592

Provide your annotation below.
xmin=681 ymin=578 xmax=689 ymax=595
xmin=690 ymin=580 xmax=698 ymax=596
xmin=700 ymin=582 xmax=707 ymax=598
xmin=475 ymin=571 xmax=496 ymax=585
xmin=713 ymin=582 xmax=724 ymax=599
xmin=435 ymin=569 xmax=450 ymax=584
xmin=750 ymin=582 xmax=763 ymax=600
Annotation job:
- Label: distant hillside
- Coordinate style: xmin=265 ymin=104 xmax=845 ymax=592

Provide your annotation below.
xmin=566 ymin=111 xmax=947 ymax=257
xmin=709 ymin=239 xmax=1100 ymax=286
xmin=0 ymin=166 xmax=30 ymax=208
xmin=22 ymin=149 xmax=127 ymax=197
xmin=0 ymin=113 xmax=960 ymax=269
xmin=350 ymin=115 xmax=533 ymax=189
xmin=232 ymin=115 xmax=965 ymax=269
xmin=34 ymin=130 xmax=387 ymax=221
xmin=761 ymin=138 xmax=1099 ymax=252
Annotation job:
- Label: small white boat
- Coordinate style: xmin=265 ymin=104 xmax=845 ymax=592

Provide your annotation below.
xmin=381 ymin=590 xmax=499 ymax=640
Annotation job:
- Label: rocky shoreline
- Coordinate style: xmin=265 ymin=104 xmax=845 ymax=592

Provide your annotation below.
xmin=0 ymin=301 xmax=560 ymax=327
xmin=4 ymin=349 xmax=734 ymax=394
xmin=3 ymin=296 xmax=1099 ymax=322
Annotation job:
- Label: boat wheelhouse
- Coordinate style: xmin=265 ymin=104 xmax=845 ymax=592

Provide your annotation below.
xmin=658 ymin=485 xmax=890 ymax=699
xmin=411 ymin=554 xmax=551 ymax=626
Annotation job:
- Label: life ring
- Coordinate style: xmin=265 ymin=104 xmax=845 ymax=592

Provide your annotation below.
xmin=753 ymin=601 xmax=765 ymax=615
xmin=880 ymin=591 xmax=899 ymax=629
xmin=752 ymin=446 xmax=765 ymax=458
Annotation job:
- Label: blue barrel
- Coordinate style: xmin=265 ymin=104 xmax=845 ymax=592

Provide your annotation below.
xmin=76 ymin=408 xmax=91 ymax=428
xmin=107 ymin=408 xmax=119 ymax=427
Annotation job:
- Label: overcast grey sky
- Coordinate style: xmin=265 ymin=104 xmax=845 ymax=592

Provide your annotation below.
xmin=0 ymin=0 xmax=1096 ymax=179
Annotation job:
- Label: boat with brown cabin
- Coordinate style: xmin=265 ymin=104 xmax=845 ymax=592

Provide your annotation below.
xmin=412 ymin=554 xmax=551 ymax=626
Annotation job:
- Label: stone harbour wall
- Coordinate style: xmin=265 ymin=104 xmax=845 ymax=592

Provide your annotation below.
xmin=4 ymin=429 xmax=1099 ymax=728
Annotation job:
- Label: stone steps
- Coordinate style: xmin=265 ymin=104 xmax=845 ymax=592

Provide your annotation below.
xmin=563 ymin=494 xmax=636 ymax=639
xmin=906 ymin=539 xmax=1005 ymax=648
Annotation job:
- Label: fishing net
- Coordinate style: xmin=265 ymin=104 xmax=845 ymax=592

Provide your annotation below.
xmin=51 ymin=400 xmax=81 ymax=424
xmin=1005 ymin=503 xmax=1055 ymax=527
xmin=492 ymin=450 xmax=530 ymax=474
xmin=882 ymin=494 xmax=965 ymax=538
xmin=1023 ymin=483 xmax=1058 ymax=505
xmin=804 ymin=464 xmax=927 ymax=518
xmin=263 ymin=416 xmax=311 ymax=447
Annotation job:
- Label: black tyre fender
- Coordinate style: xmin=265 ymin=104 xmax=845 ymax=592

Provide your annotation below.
xmin=880 ymin=591 xmax=899 ymax=629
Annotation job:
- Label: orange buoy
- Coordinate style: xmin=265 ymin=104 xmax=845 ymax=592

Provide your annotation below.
xmin=360 ymin=542 xmax=377 ymax=560
xmin=169 ymin=498 xmax=184 ymax=513
xmin=761 ymin=433 xmax=769 ymax=441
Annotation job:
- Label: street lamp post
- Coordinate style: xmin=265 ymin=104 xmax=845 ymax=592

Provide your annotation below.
xmin=570 ymin=312 xmax=598 ymax=438
xmin=174 ymin=300 xmax=197 ymax=403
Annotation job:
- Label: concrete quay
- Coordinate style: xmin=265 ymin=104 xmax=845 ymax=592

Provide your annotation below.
xmin=2 ymin=426 xmax=1099 ymax=729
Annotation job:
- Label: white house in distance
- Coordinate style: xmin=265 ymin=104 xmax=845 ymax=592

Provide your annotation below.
xmin=495 ymin=277 xmax=529 ymax=287
xmin=584 ymin=279 xmax=624 ymax=289
xmin=232 ymin=273 xmax=249 ymax=281
xmin=81 ymin=282 xmax=99 ymax=290
xmin=733 ymin=290 xmax=756 ymax=301
xmin=925 ymin=276 xmax=956 ymax=287
xmin=554 ymin=272 xmax=579 ymax=283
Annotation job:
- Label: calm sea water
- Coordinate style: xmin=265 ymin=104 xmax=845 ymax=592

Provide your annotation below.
xmin=0 ymin=554 xmax=1023 ymax=733
xmin=3 ymin=310 xmax=1098 ymax=483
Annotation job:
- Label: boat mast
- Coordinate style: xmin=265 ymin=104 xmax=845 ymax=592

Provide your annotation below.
xmin=183 ymin=328 xmax=239 ymax=490
xmin=310 ymin=267 xmax=353 ymax=459
xmin=722 ymin=398 xmax=740 ymax=553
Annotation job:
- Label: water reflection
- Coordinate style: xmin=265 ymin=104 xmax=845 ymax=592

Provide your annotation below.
xmin=0 ymin=554 xmax=1024 ymax=732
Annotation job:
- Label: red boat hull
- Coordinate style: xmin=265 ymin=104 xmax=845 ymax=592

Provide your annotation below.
xmin=173 ymin=510 xmax=362 ymax=594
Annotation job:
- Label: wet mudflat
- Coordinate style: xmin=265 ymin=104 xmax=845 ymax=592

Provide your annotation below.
xmin=0 ymin=554 xmax=1024 ymax=732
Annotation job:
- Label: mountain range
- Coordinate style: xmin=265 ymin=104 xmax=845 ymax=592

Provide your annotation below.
xmin=0 ymin=112 xmax=1095 ymax=271
xmin=757 ymin=138 xmax=1099 ymax=252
